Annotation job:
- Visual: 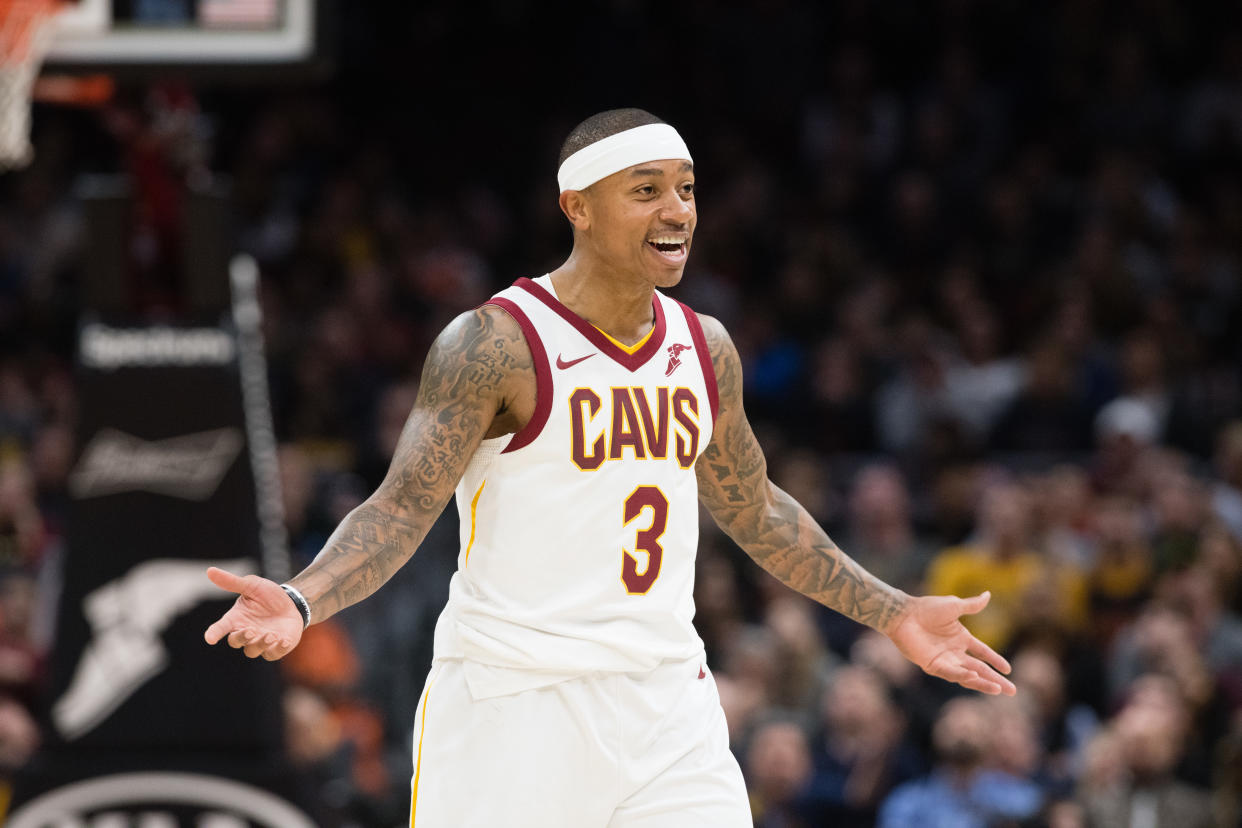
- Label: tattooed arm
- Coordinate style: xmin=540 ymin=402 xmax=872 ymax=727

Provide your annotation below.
xmin=205 ymin=305 xmax=532 ymax=660
xmin=695 ymin=316 xmax=1015 ymax=695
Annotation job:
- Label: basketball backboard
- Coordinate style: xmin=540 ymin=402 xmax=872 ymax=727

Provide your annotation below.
xmin=45 ymin=0 xmax=317 ymax=68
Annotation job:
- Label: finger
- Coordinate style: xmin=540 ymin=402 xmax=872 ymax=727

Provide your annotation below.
xmin=956 ymin=591 xmax=992 ymax=616
xmin=958 ymin=672 xmax=1005 ymax=695
xmin=973 ymin=662 xmax=1017 ymax=696
xmin=966 ymin=636 xmax=1012 ymax=675
xmin=261 ymin=639 xmax=292 ymax=661
xmin=938 ymin=659 xmax=1000 ymax=694
xmin=241 ymin=631 xmax=278 ymax=659
xmin=933 ymin=660 xmax=996 ymax=693
xmin=929 ymin=654 xmax=1010 ymax=696
xmin=227 ymin=629 xmax=257 ymax=649
xmin=206 ymin=567 xmax=252 ymax=595
xmin=204 ymin=616 xmax=234 ymax=645
xmin=962 ymin=658 xmax=1018 ymax=696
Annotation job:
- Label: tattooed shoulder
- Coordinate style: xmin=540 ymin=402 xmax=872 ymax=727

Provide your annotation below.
xmin=380 ymin=305 xmax=533 ymax=509
xmin=695 ymin=313 xmax=742 ymax=410
xmin=417 ymin=306 xmax=534 ymax=434
xmin=416 ymin=305 xmax=532 ymax=414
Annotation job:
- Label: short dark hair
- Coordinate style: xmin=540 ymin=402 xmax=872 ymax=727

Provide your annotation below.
xmin=558 ymin=108 xmax=666 ymax=167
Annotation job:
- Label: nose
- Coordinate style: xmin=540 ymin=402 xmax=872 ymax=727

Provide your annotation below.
xmin=659 ymin=190 xmax=693 ymax=225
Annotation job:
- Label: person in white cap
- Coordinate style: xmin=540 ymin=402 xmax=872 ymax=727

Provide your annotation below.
xmin=204 ymin=108 xmax=1015 ymax=826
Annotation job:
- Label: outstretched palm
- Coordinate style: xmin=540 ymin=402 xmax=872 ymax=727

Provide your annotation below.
xmin=886 ymin=591 xmax=1016 ymax=696
xmin=204 ymin=567 xmax=304 ymax=661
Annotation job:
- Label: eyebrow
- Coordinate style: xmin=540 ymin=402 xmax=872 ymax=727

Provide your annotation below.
xmin=628 ymin=162 xmax=695 ymax=177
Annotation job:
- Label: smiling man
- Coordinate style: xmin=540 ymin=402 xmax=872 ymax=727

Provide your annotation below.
xmin=204 ymin=108 xmax=1015 ymax=827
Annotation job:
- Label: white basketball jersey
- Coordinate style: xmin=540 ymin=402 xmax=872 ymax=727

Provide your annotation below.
xmin=431 ymin=275 xmax=718 ymax=696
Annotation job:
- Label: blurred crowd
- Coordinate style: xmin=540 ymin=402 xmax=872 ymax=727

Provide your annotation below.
xmin=1 ymin=0 xmax=1242 ymax=825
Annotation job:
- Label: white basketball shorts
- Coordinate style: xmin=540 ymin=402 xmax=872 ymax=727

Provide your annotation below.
xmin=407 ymin=655 xmax=750 ymax=827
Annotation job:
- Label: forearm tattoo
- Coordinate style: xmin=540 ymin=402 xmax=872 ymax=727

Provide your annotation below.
xmin=694 ymin=317 xmax=908 ymax=632
xmin=289 ymin=306 xmax=530 ymax=621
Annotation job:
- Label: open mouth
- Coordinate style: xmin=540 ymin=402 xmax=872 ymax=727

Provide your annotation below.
xmin=646 ymin=235 xmax=689 ymax=259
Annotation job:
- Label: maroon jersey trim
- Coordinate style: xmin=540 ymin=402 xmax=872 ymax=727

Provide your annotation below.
xmin=678 ymin=301 xmax=719 ymax=426
xmin=514 ymin=277 xmax=667 ymax=372
xmin=486 ymin=297 xmax=553 ymax=453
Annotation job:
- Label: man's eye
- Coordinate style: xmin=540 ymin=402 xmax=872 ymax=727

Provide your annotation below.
xmin=636 ymin=186 xmax=654 ymax=195
xmin=682 ymin=183 xmax=695 ymax=194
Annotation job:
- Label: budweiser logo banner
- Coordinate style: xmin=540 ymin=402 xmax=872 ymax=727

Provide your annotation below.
xmin=69 ymin=428 xmax=244 ymax=500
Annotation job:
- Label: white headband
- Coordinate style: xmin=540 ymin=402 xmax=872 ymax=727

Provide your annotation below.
xmin=557 ymin=123 xmax=693 ymax=192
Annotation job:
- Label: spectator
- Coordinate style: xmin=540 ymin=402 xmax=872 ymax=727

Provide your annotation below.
xmin=746 ymin=718 xmax=815 ymax=828
xmin=763 ymin=596 xmax=836 ymax=715
xmin=874 ymin=313 xmax=958 ymax=456
xmin=803 ymin=336 xmax=878 ymax=455
xmin=942 ymin=303 xmax=1025 ymax=446
xmin=802 ymin=665 xmax=922 ymax=827
xmin=1031 ymin=465 xmax=1096 ymax=570
xmin=1009 ymin=645 xmax=1099 ymax=792
xmin=924 ymin=481 xmax=1086 ymax=651
xmin=1147 ymin=463 xmax=1208 ymax=573
xmin=1088 ymin=496 xmax=1155 ymax=649
xmin=842 ymin=463 xmax=935 ymax=595
xmin=878 ymin=697 xmax=1044 ymax=827
xmin=990 ymin=339 xmax=1095 ymax=454
xmin=694 ymin=548 xmax=748 ymax=667
xmin=1212 ymin=421 xmax=1242 ymax=545
xmin=0 ymin=460 xmax=50 ymax=572
xmin=1092 ymin=397 xmax=1160 ymax=497
xmin=1080 ymin=677 xmax=1214 ymax=828
xmin=1196 ymin=520 xmax=1242 ymax=613
xmin=0 ymin=694 xmax=39 ymax=785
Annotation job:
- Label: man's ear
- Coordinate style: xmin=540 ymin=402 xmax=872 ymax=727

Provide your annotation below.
xmin=559 ymin=189 xmax=591 ymax=232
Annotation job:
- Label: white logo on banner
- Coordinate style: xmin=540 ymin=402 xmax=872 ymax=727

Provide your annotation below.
xmin=52 ymin=558 xmax=256 ymax=740
xmin=80 ymin=323 xmax=236 ymax=369
xmin=69 ymin=428 xmax=244 ymax=501
xmin=6 ymin=771 xmax=315 ymax=827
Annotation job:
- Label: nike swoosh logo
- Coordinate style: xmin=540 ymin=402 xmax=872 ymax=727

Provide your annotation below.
xmin=556 ymin=353 xmax=596 ymax=369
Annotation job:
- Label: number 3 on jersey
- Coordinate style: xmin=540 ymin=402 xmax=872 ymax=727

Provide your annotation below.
xmin=622 ymin=486 xmax=668 ymax=594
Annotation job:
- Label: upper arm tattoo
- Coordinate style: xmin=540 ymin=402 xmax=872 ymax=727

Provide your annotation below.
xmin=695 ymin=318 xmax=765 ymax=520
xmin=291 ymin=306 xmax=530 ymax=620
xmin=695 ymin=316 xmax=908 ymax=632
xmin=383 ymin=305 xmax=527 ymax=511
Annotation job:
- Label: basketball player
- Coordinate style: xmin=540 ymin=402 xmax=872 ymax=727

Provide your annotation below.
xmin=205 ymin=109 xmax=1015 ymax=826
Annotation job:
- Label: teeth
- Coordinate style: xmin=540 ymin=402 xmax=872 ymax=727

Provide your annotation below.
xmin=649 ymin=237 xmax=685 ymax=245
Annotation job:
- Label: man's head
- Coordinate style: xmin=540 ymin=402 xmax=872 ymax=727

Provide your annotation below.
xmin=932 ymin=697 xmax=991 ymax=772
xmin=849 ymin=463 xmax=911 ymax=530
xmin=557 ymin=109 xmax=696 ymax=288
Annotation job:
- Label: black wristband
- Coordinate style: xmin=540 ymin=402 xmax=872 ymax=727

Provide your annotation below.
xmin=280 ymin=584 xmax=311 ymax=629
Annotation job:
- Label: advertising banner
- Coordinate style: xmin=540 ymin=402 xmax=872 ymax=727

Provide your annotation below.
xmin=8 ymin=257 xmax=315 ymax=826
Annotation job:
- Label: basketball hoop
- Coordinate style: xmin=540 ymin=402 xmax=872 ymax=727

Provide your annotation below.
xmin=0 ymin=0 xmax=64 ymax=171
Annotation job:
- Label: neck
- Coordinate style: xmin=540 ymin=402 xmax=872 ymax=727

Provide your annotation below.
xmin=550 ymin=252 xmax=658 ymax=345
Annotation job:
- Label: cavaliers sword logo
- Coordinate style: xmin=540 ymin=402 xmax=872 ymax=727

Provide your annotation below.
xmin=665 ymin=343 xmax=692 ymax=377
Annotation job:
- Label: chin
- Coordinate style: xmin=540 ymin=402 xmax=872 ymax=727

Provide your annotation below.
xmin=652 ymin=268 xmax=686 ymax=289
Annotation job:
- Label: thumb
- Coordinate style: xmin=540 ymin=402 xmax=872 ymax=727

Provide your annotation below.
xmin=206 ymin=566 xmax=250 ymax=595
xmin=957 ymin=591 xmax=991 ymax=615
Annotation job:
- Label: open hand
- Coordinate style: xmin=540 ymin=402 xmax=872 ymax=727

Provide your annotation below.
xmin=886 ymin=592 xmax=1016 ymax=696
xmin=203 ymin=567 xmax=304 ymax=661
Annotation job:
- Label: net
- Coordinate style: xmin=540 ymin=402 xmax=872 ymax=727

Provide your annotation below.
xmin=0 ymin=0 xmax=63 ymax=171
